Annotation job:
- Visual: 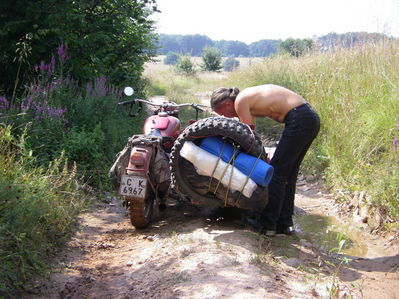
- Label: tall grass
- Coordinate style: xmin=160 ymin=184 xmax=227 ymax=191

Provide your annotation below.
xmin=145 ymin=41 xmax=399 ymax=225
xmin=0 ymin=45 xmax=147 ymax=295
xmin=0 ymin=126 xmax=88 ymax=296
xmin=226 ymin=42 xmax=399 ymax=221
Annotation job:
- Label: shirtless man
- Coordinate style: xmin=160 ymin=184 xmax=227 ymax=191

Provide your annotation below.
xmin=210 ymin=84 xmax=320 ymax=236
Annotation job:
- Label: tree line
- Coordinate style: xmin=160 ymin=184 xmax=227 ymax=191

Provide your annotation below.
xmin=156 ymin=32 xmax=393 ymax=58
xmin=156 ymin=34 xmax=280 ymax=57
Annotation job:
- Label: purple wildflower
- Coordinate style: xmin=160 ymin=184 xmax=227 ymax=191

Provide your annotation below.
xmin=21 ymin=97 xmax=34 ymax=112
xmin=394 ymin=138 xmax=398 ymax=151
xmin=0 ymin=96 xmax=10 ymax=111
xmin=86 ymin=82 xmax=93 ymax=98
xmin=39 ymin=61 xmax=47 ymax=72
xmin=94 ymin=76 xmax=108 ymax=98
xmin=57 ymin=44 xmax=68 ymax=62
xmin=50 ymin=55 xmax=56 ymax=73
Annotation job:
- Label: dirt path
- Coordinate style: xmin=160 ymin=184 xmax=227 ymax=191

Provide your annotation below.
xmin=24 ymin=94 xmax=398 ymax=298
xmin=25 ymin=180 xmax=398 ymax=299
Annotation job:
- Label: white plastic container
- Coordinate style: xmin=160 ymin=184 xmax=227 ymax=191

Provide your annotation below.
xmin=180 ymin=141 xmax=257 ymax=198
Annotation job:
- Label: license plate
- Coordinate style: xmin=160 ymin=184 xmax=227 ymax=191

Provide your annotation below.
xmin=119 ymin=175 xmax=147 ymax=198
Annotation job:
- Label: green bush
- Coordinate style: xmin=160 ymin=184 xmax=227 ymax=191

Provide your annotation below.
xmin=175 ymin=56 xmax=197 ymax=76
xmin=1 ymin=50 xmax=145 ymax=188
xmin=0 ymin=126 xmax=88 ymax=296
xmin=223 ymin=57 xmax=240 ymax=72
xmin=0 ymin=0 xmax=158 ymax=96
xmin=201 ymin=46 xmax=222 ymax=71
xmin=164 ymin=52 xmax=180 ymax=65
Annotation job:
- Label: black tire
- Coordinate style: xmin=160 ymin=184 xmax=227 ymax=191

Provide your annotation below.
xmin=170 ymin=117 xmax=269 ymax=211
xmin=128 ymin=196 xmax=154 ymax=228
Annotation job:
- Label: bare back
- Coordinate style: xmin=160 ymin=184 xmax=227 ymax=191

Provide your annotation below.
xmin=234 ymin=84 xmax=306 ymax=124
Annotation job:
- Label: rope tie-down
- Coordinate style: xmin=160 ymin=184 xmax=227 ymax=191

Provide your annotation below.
xmin=171 ymin=117 xmax=270 ymax=211
xmin=207 ymin=142 xmax=241 ymax=206
xmin=234 ymin=150 xmax=264 ymax=207
xmin=204 ymin=137 xmax=265 ymax=207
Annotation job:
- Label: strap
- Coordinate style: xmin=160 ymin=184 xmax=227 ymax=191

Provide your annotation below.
xmin=234 ymin=150 xmax=263 ymax=207
xmin=222 ymin=146 xmax=240 ymax=207
xmin=208 ymin=140 xmax=227 ymax=191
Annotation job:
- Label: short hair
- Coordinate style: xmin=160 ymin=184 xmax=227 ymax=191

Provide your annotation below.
xmin=210 ymin=87 xmax=240 ymax=110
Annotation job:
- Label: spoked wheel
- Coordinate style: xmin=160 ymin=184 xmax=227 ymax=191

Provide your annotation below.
xmin=129 ymin=196 xmax=154 ymax=229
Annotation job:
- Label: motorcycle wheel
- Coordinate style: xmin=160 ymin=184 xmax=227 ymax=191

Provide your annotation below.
xmin=170 ymin=117 xmax=268 ymax=210
xmin=129 ymin=196 xmax=154 ymax=229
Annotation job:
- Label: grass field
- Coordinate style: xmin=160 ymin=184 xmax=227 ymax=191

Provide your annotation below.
xmin=144 ymin=43 xmax=399 ymax=228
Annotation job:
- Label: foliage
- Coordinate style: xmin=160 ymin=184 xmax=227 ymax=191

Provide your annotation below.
xmin=249 ymin=39 xmax=281 ymax=57
xmin=1 ymin=46 xmax=144 ymax=188
xmin=317 ymin=31 xmax=392 ymax=51
xmin=157 ymin=34 xmax=279 ymax=57
xmin=175 ymin=56 xmax=197 ymax=76
xmin=164 ymin=52 xmax=180 ymax=65
xmin=0 ymin=0 xmax=158 ymax=96
xmin=223 ymin=57 xmax=240 ymax=72
xmin=213 ymin=40 xmax=249 ymax=57
xmin=279 ymin=38 xmax=315 ymax=57
xmin=0 ymin=126 xmax=88 ymax=296
xmin=156 ymin=34 xmax=213 ymax=56
xmin=201 ymin=47 xmax=222 ymax=72
xmin=225 ymin=41 xmax=399 ymax=222
xmin=156 ymin=32 xmax=393 ymax=60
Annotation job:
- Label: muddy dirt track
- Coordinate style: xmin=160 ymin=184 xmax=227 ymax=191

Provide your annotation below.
xmin=25 ymin=180 xmax=398 ymax=299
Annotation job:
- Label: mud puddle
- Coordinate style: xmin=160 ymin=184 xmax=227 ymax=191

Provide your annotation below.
xmin=295 ymin=213 xmax=369 ymax=257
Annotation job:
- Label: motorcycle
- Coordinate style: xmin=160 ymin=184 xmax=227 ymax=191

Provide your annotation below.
xmin=112 ymin=87 xmax=207 ymax=228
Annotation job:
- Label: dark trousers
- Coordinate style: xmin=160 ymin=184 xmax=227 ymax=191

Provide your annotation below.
xmin=261 ymin=103 xmax=320 ymax=230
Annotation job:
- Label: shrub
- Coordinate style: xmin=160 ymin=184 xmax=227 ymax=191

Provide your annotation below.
xmin=201 ymin=46 xmax=222 ymax=71
xmin=0 ymin=126 xmax=88 ymax=296
xmin=175 ymin=56 xmax=196 ymax=76
xmin=164 ymin=52 xmax=180 ymax=65
xmin=224 ymin=57 xmax=240 ymax=72
xmin=1 ymin=46 xmax=144 ymax=188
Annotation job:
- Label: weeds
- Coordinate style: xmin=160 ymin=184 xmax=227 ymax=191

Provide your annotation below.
xmin=0 ymin=126 xmax=89 ymax=296
xmin=146 ymin=40 xmax=399 ymax=224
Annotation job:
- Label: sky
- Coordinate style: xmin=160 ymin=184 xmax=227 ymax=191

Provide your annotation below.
xmin=152 ymin=0 xmax=399 ymax=44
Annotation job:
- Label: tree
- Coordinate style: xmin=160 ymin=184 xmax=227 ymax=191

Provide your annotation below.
xmin=201 ymin=47 xmax=222 ymax=72
xmin=0 ymin=0 xmax=158 ymax=96
xmin=249 ymin=40 xmax=280 ymax=57
xmin=175 ymin=56 xmax=196 ymax=76
xmin=279 ymin=38 xmax=315 ymax=57
xmin=223 ymin=57 xmax=240 ymax=72
xmin=164 ymin=52 xmax=180 ymax=65
xmin=156 ymin=34 xmax=213 ymax=56
xmin=213 ymin=40 xmax=249 ymax=57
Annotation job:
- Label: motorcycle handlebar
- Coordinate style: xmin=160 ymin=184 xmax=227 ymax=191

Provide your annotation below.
xmin=118 ymin=98 xmax=208 ymax=111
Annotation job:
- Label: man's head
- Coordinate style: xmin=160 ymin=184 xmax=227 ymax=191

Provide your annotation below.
xmin=210 ymin=87 xmax=240 ymax=118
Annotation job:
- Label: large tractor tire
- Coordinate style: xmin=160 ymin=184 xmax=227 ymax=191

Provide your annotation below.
xmin=170 ymin=117 xmax=269 ymax=211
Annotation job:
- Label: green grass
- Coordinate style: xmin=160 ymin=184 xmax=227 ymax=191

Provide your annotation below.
xmin=0 ymin=126 xmax=89 ymax=297
xmin=233 ymin=43 xmax=399 ymax=222
xmin=145 ymin=41 xmax=399 ymax=225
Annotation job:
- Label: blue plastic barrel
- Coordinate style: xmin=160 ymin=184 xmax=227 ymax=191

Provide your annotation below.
xmin=234 ymin=152 xmax=274 ymax=187
xmin=199 ymin=136 xmax=238 ymax=163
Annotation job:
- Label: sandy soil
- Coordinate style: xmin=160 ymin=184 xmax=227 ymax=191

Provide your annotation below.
xmin=24 ymin=180 xmax=398 ymax=299
xmin=22 ymin=94 xmax=398 ymax=299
